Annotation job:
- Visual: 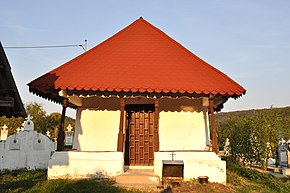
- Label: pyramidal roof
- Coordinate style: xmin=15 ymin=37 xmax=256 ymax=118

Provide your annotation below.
xmin=28 ymin=17 xmax=245 ymax=101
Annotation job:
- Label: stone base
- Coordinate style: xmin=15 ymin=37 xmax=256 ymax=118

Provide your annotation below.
xmin=48 ymin=151 xmax=124 ymax=179
xmin=154 ymin=152 xmax=226 ymax=184
xmin=116 ymin=169 xmax=160 ymax=187
xmin=48 ymin=151 xmax=226 ymax=184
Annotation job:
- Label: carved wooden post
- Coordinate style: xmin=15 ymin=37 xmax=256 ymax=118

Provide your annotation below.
xmin=117 ymin=98 xmax=125 ymax=152
xmin=209 ymin=99 xmax=218 ymax=154
xmin=57 ymin=98 xmax=68 ymax=151
xmin=154 ymin=98 xmax=160 ymax=152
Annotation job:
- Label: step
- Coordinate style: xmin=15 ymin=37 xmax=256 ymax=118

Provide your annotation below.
xmin=116 ymin=169 xmax=160 ymax=187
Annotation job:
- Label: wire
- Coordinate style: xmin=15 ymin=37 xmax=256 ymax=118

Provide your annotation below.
xmin=4 ymin=44 xmax=84 ymax=50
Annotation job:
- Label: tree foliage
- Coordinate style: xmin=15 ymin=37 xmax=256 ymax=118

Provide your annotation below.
xmin=0 ymin=102 xmax=75 ymax=139
xmin=216 ymin=106 xmax=289 ymax=168
xmin=0 ymin=116 xmax=24 ymax=135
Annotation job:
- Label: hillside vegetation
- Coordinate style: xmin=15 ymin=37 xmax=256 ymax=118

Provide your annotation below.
xmin=216 ymin=106 xmax=290 ymax=167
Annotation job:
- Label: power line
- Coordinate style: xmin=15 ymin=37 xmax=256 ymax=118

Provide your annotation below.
xmin=4 ymin=44 xmax=83 ymax=49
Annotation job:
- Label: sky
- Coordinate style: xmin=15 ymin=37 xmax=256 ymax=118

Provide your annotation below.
xmin=1 ymin=1 xmax=290 ymax=118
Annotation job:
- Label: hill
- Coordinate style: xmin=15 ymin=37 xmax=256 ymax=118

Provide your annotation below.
xmin=215 ymin=106 xmax=290 ymax=148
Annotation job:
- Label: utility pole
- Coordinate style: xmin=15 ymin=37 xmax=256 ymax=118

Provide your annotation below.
xmin=83 ymin=40 xmax=87 ymax=52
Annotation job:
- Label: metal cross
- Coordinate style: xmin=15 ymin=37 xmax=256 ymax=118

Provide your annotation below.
xmin=46 ymin=130 xmax=51 ymax=137
xmin=2 ymin=124 xmax=8 ymax=130
xmin=26 ymin=114 xmax=33 ymax=121
xmin=170 ymin=152 xmax=176 ymax=161
xmin=66 ymin=124 xmax=73 ymax=132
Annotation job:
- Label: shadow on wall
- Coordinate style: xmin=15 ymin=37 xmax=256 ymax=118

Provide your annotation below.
xmin=72 ymin=96 xmax=121 ymax=150
xmin=203 ymin=111 xmax=210 ymax=146
xmin=159 ymin=97 xmax=207 ymax=113
xmin=48 ymin=151 xmax=69 ymax=167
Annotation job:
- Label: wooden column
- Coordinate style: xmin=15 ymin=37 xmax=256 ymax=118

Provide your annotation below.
xmin=117 ymin=98 xmax=125 ymax=152
xmin=154 ymin=99 xmax=160 ymax=152
xmin=57 ymin=98 xmax=68 ymax=151
xmin=209 ymin=99 xmax=218 ymax=154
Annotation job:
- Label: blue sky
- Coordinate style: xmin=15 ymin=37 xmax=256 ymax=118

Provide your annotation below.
xmin=1 ymin=1 xmax=289 ymax=117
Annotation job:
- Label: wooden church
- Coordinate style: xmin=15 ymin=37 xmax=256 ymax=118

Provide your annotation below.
xmin=0 ymin=42 xmax=26 ymax=118
xmin=28 ymin=18 xmax=246 ymax=183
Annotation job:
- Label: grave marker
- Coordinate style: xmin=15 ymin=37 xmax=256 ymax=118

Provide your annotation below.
xmin=224 ymin=138 xmax=230 ymax=156
xmin=1 ymin=125 xmax=8 ymax=140
xmin=24 ymin=115 xmax=34 ymax=131
xmin=9 ymin=136 xmax=20 ymax=150
xmin=46 ymin=130 xmax=51 ymax=138
xmin=65 ymin=124 xmax=74 ymax=147
xmin=277 ymin=138 xmax=288 ymax=167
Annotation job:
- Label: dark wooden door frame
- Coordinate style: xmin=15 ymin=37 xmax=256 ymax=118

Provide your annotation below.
xmin=124 ymin=104 xmax=156 ymax=166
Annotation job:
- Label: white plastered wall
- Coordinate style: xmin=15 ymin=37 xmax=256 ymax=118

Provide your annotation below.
xmin=159 ymin=97 xmax=210 ymax=151
xmin=73 ymin=97 xmax=120 ymax=151
xmin=48 ymin=151 xmax=124 ymax=179
xmin=154 ymin=152 xmax=226 ymax=184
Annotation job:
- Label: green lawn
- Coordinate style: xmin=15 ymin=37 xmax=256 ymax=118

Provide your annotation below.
xmin=0 ymin=170 xmax=140 ymax=193
xmin=0 ymin=164 xmax=289 ymax=193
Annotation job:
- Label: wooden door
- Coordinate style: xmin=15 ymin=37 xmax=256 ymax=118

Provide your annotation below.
xmin=124 ymin=104 xmax=155 ymax=166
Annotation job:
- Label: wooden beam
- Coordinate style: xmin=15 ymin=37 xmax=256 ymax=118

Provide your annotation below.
xmin=117 ymin=98 xmax=125 ymax=152
xmin=154 ymin=98 xmax=160 ymax=152
xmin=57 ymin=98 xmax=68 ymax=151
xmin=0 ymin=89 xmax=16 ymax=94
xmin=0 ymin=97 xmax=14 ymax=107
xmin=209 ymin=99 xmax=218 ymax=154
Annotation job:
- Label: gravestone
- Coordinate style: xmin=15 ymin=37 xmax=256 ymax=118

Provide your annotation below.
xmin=33 ymin=134 xmax=46 ymax=151
xmin=46 ymin=130 xmax=51 ymax=138
xmin=287 ymin=139 xmax=290 ymax=167
xmin=65 ymin=124 xmax=74 ymax=147
xmin=1 ymin=125 xmax=8 ymax=140
xmin=223 ymin=138 xmax=231 ymax=156
xmin=9 ymin=136 xmax=21 ymax=150
xmin=0 ymin=115 xmax=56 ymax=170
xmin=276 ymin=138 xmax=288 ymax=167
xmin=23 ymin=115 xmax=34 ymax=131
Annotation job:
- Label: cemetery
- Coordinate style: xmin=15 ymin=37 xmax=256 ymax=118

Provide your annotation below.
xmin=0 ymin=116 xmax=56 ymax=170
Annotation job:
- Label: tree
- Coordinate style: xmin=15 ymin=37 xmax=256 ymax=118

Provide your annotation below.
xmin=0 ymin=102 xmax=76 ymax=139
xmin=25 ymin=102 xmax=49 ymax=133
xmin=0 ymin=116 xmax=24 ymax=135
xmin=217 ymin=107 xmax=284 ymax=168
xmin=46 ymin=112 xmax=75 ymax=140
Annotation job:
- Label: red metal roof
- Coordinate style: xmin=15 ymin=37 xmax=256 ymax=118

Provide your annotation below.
xmin=29 ymin=18 xmax=246 ymax=97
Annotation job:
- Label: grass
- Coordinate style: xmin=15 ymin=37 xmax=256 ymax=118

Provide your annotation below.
xmin=226 ymin=163 xmax=290 ymax=193
xmin=0 ymin=170 xmax=139 ymax=193
xmin=0 ymin=164 xmax=289 ymax=193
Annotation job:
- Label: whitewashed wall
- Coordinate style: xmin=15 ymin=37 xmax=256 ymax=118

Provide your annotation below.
xmin=73 ymin=109 xmax=120 ymax=151
xmin=49 ymin=96 xmax=225 ymax=182
xmin=73 ymin=96 xmax=210 ymax=151
xmin=154 ymin=151 xmax=226 ymax=184
xmin=73 ymin=97 xmax=120 ymax=151
xmin=48 ymin=151 xmax=124 ymax=179
xmin=159 ymin=97 xmax=210 ymax=151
